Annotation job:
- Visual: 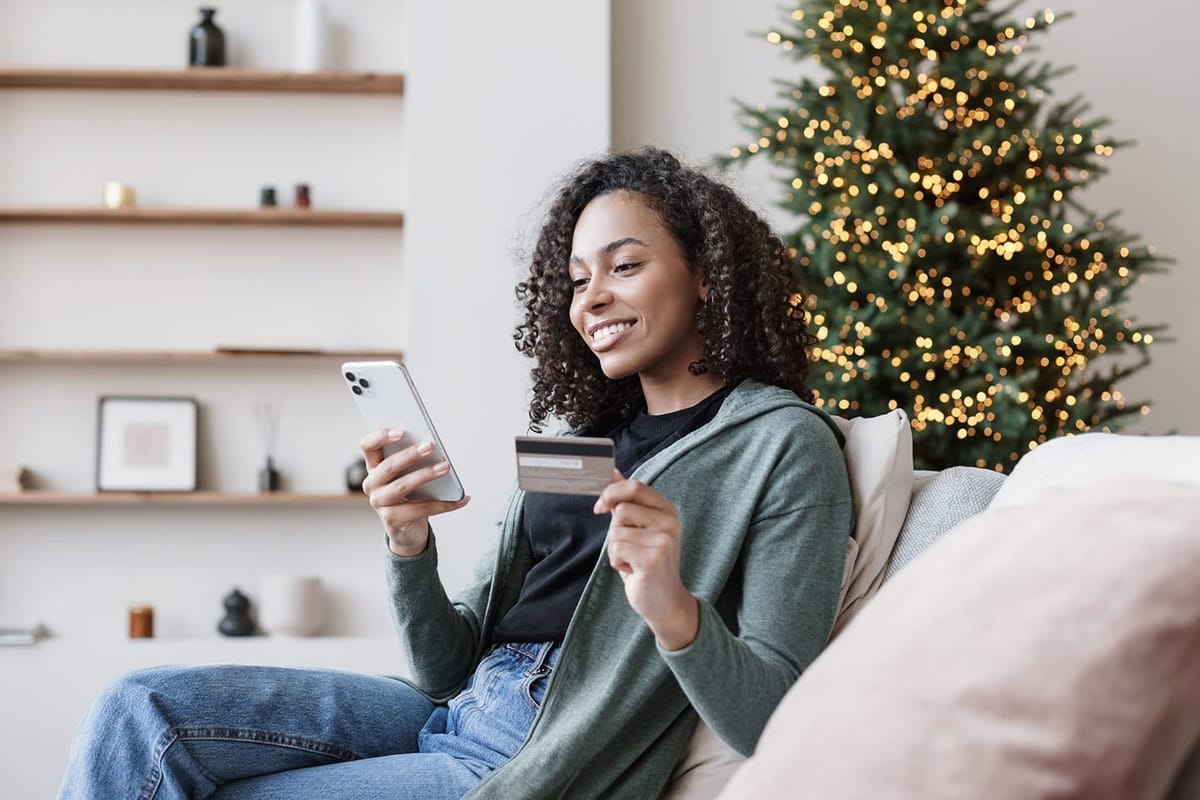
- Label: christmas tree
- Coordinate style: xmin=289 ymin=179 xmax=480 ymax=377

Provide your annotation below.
xmin=725 ymin=0 xmax=1170 ymax=472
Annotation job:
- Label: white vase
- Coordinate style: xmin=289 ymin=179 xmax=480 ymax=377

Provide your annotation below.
xmin=293 ymin=0 xmax=328 ymax=73
xmin=258 ymin=575 xmax=323 ymax=636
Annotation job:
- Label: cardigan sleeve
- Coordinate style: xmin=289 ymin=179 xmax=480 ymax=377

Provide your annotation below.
xmin=385 ymin=527 xmax=498 ymax=700
xmin=657 ymin=423 xmax=854 ymax=756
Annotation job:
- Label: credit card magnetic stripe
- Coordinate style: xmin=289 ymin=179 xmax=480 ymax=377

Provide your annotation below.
xmin=514 ymin=438 xmax=615 ymax=458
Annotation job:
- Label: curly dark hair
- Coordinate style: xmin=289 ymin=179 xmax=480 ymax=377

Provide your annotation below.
xmin=514 ymin=147 xmax=816 ymax=431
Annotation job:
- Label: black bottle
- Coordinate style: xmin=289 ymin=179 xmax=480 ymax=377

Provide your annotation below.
xmin=189 ymin=8 xmax=227 ymax=67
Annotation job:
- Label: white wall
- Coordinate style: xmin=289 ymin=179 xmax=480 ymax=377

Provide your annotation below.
xmin=404 ymin=1 xmax=611 ymax=594
xmin=0 ymin=1 xmax=609 ymax=795
xmin=612 ymin=0 xmax=1199 ymax=436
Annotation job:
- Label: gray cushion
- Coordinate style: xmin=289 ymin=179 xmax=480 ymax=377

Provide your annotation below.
xmin=883 ymin=466 xmax=1006 ymax=582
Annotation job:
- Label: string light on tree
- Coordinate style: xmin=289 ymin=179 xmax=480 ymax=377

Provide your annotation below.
xmin=724 ymin=0 xmax=1169 ymax=472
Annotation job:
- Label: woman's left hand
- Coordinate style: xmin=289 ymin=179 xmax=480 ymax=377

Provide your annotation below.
xmin=594 ymin=470 xmax=699 ymax=651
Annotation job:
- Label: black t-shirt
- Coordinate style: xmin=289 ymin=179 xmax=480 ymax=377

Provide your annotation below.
xmin=490 ymin=383 xmax=737 ymax=644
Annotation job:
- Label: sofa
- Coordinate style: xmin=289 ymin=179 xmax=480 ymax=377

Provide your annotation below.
xmin=667 ymin=422 xmax=1200 ymax=800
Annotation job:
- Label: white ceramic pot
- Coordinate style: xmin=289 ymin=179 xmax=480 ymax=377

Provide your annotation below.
xmin=258 ymin=575 xmax=323 ymax=636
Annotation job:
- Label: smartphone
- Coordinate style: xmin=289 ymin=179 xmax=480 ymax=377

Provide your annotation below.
xmin=341 ymin=360 xmax=465 ymax=502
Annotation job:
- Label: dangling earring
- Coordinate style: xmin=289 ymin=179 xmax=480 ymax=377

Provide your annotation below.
xmin=691 ymin=292 xmax=709 ymax=375
xmin=690 ymin=288 xmax=710 ymax=375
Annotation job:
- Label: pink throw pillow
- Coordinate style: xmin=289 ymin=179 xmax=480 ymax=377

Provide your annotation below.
xmin=718 ymin=480 xmax=1200 ymax=800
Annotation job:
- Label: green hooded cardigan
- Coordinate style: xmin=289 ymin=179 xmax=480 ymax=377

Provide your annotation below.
xmin=386 ymin=379 xmax=854 ymax=798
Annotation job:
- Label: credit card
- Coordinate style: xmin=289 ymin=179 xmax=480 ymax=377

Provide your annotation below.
xmin=515 ymin=436 xmax=616 ymax=496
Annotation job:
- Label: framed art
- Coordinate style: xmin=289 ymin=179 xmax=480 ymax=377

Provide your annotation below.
xmin=96 ymin=396 xmax=199 ymax=492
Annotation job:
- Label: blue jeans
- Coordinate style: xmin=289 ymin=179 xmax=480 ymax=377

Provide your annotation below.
xmin=58 ymin=642 xmax=560 ymax=800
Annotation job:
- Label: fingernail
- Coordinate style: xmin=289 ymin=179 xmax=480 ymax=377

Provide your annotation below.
xmin=389 ymin=429 xmax=405 ymax=440
xmin=418 ymin=442 xmax=433 ymax=455
xmin=432 ymin=461 xmax=449 ymax=475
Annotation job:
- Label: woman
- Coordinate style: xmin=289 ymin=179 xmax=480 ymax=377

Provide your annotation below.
xmin=59 ymin=148 xmax=853 ymax=799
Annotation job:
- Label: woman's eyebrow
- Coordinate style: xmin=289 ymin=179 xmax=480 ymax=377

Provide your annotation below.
xmin=569 ymin=237 xmax=648 ymax=265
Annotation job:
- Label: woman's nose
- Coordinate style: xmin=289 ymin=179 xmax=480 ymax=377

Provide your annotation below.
xmin=580 ymin=276 xmax=612 ymax=310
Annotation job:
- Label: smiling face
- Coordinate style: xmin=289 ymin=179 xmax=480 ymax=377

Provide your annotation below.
xmin=568 ymin=191 xmax=714 ymax=406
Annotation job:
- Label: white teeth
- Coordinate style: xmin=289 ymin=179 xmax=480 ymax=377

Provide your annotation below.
xmin=592 ymin=322 xmax=633 ymax=343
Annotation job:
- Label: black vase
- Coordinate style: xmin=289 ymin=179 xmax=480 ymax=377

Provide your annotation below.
xmin=189 ymin=7 xmax=226 ymax=67
xmin=218 ymin=588 xmax=255 ymax=637
xmin=345 ymin=458 xmax=368 ymax=493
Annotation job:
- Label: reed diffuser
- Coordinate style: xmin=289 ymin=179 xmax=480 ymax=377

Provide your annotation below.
xmin=254 ymin=401 xmax=282 ymax=492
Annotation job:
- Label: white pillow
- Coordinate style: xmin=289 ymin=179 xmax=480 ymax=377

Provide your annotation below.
xmin=990 ymin=431 xmax=1200 ymax=512
xmin=665 ymin=408 xmax=914 ymax=800
xmin=829 ymin=408 xmax=913 ymax=637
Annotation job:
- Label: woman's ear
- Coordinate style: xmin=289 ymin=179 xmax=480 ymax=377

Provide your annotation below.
xmin=698 ymin=276 xmax=710 ymax=304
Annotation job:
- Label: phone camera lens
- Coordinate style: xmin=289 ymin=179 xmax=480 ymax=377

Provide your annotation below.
xmin=351 ymin=385 xmax=363 ymax=395
xmin=358 ymin=378 xmax=370 ymax=389
xmin=344 ymin=372 xmax=356 ymax=382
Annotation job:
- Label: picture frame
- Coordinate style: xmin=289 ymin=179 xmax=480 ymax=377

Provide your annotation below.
xmin=96 ymin=396 xmax=199 ymax=492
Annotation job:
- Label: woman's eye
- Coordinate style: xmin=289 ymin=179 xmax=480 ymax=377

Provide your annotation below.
xmin=614 ymin=261 xmax=642 ymax=273
xmin=570 ymin=277 xmax=589 ymax=289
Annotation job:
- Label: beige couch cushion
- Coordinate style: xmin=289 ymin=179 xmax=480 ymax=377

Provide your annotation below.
xmin=666 ymin=408 xmax=913 ymax=799
xmin=717 ymin=479 xmax=1200 ymax=800
xmin=667 ymin=718 xmax=748 ymax=799
xmin=989 ymin=431 xmax=1200 ymax=511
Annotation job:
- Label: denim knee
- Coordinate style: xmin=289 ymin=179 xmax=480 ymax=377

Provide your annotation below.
xmin=88 ymin=666 xmax=192 ymax=731
xmin=107 ymin=665 xmax=186 ymax=694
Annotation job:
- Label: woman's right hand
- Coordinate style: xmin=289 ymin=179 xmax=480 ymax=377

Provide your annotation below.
xmin=360 ymin=428 xmax=470 ymax=557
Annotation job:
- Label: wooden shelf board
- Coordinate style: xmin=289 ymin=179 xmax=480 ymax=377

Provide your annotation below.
xmin=0 ymin=207 xmax=404 ymax=227
xmin=0 ymin=349 xmax=403 ymax=362
xmin=0 ymin=492 xmax=366 ymax=507
xmin=0 ymin=66 xmax=404 ymax=94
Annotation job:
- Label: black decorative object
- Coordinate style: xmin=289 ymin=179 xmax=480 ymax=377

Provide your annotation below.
xmin=259 ymin=186 xmax=278 ymax=208
xmin=258 ymin=457 xmax=281 ymax=492
xmin=188 ymin=7 xmax=227 ymax=67
xmin=345 ymin=457 xmax=368 ymax=493
xmin=218 ymin=588 xmax=255 ymax=636
xmin=254 ymin=401 xmax=282 ymax=492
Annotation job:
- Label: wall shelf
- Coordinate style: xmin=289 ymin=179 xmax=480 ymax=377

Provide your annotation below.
xmin=0 ymin=348 xmax=403 ymax=362
xmin=0 ymin=67 xmax=404 ymax=95
xmin=0 ymin=207 xmax=404 ymax=227
xmin=0 ymin=492 xmax=365 ymax=507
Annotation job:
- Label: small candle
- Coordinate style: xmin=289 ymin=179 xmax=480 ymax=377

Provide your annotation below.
xmin=129 ymin=605 xmax=154 ymax=638
xmin=103 ymin=181 xmax=137 ymax=210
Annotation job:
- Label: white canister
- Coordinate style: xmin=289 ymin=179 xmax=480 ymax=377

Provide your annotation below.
xmin=293 ymin=0 xmax=328 ymax=73
xmin=258 ymin=574 xmax=324 ymax=636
